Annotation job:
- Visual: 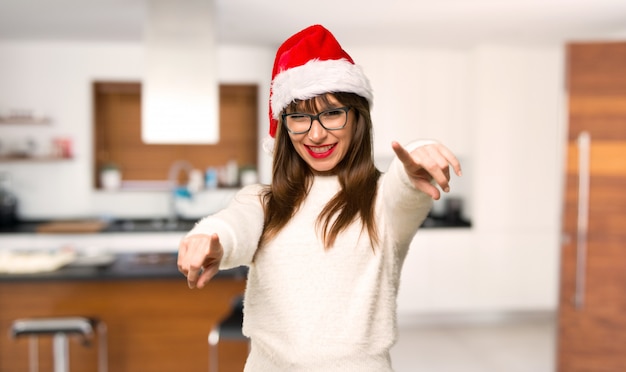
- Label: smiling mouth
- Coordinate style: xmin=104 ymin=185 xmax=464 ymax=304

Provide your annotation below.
xmin=305 ymin=143 xmax=336 ymax=158
xmin=307 ymin=144 xmax=335 ymax=153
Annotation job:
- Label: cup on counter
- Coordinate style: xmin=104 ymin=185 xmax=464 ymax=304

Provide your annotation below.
xmin=240 ymin=167 xmax=258 ymax=186
xmin=100 ymin=164 xmax=122 ymax=191
xmin=187 ymin=169 xmax=204 ymax=193
xmin=444 ymin=197 xmax=464 ymax=223
xmin=205 ymin=167 xmax=218 ymax=189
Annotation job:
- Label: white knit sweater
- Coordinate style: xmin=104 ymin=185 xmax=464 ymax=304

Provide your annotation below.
xmin=188 ymin=151 xmax=433 ymax=371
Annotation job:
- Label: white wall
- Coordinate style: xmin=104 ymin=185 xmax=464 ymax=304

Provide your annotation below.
xmin=397 ymin=45 xmax=565 ymax=315
xmin=468 ymin=45 xmax=565 ymax=313
xmin=350 ymin=47 xmax=472 ymax=158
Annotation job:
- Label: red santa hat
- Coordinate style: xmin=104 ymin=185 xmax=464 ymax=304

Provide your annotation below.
xmin=268 ymin=24 xmax=373 ymax=138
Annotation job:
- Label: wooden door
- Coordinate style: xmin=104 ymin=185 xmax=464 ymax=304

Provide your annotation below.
xmin=558 ymin=42 xmax=626 ymax=372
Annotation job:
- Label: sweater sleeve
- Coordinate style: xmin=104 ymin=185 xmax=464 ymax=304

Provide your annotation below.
xmin=185 ymin=184 xmax=265 ymax=269
xmin=379 ymin=140 xmax=436 ymax=247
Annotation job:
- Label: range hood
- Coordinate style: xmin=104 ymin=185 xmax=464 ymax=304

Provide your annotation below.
xmin=141 ymin=0 xmax=219 ymax=144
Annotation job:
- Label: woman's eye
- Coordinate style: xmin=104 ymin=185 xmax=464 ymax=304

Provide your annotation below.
xmin=322 ymin=110 xmax=342 ymax=117
xmin=289 ymin=114 xmax=309 ymax=121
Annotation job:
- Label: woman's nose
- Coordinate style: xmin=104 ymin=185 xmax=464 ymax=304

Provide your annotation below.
xmin=307 ymin=119 xmax=327 ymax=142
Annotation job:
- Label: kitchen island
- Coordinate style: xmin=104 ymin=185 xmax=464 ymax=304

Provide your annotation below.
xmin=0 ymin=214 xmax=473 ymax=371
xmin=0 ymin=252 xmax=248 ymax=372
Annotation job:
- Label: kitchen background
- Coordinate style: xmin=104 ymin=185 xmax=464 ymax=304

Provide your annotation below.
xmin=1 ymin=1 xmax=625 ymax=371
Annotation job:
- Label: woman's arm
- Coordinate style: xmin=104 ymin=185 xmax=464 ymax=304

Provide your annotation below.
xmin=380 ymin=140 xmax=461 ymax=245
xmin=177 ymin=184 xmax=265 ymax=288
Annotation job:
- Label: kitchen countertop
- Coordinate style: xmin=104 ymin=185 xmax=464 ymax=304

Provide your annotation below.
xmin=0 ymin=214 xmax=470 ymax=235
xmin=0 ymin=251 xmax=248 ymax=282
xmin=0 ymin=214 xmax=468 ymax=281
xmin=0 ymin=218 xmax=200 ymax=234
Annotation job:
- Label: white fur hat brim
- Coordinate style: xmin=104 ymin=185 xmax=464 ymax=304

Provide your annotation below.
xmin=270 ymin=58 xmax=373 ymax=120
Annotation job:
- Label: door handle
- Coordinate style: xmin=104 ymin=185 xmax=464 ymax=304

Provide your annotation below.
xmin=574 ymin=131 xmax=590 ymax=309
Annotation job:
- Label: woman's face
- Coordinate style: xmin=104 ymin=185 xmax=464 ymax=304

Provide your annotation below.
xmin=286 ymin=95 xmax=354 ymax=174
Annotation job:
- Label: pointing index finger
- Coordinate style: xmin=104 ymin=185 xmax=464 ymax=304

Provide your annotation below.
xmin=391 ymin=141 xmax=414 ymax=167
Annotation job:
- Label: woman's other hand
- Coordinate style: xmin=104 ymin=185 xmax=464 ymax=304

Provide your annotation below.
xmin=391 ymin=141 xmax=462 ymax=200
xmin=177 ymin=233 xmax=224 ymax=289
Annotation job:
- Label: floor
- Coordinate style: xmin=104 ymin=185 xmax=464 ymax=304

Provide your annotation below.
xmin=391 ymin=315 xmax=557 ymax=372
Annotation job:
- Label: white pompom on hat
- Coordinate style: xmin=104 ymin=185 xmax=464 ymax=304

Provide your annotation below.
xmin=268 ymin=24 xmax=373 ymax=138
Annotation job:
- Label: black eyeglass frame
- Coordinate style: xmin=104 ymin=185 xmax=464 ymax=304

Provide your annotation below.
xmin=281 ymin=106 xmax=351 ymax=135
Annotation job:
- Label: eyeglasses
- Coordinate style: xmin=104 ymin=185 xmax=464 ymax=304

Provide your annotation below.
xmin=282 ymin=106 xmax=350 ymax=134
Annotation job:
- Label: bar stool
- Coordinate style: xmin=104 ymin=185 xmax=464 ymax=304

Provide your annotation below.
xmin=10 ymin=316 xmax=107 ymax=372
xmin=208 ymin=295 xmax=248 ymax=372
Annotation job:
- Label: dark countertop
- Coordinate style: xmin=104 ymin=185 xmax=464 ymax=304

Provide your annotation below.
xmin=0 ymin=214 xmax=470 ymax=235
xmin=420 ymin=213 xmax=472 ymax=228
xmin=0 ymin=218 xmax=200 ymax=234
xmin=0 ymin=252 xmax=248 ymax=282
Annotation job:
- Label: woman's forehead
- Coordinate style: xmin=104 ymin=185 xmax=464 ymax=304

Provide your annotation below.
xmin=292 ymin=93 xmax=341 ymax=111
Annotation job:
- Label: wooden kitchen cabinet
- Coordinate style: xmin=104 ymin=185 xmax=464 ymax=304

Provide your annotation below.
xmin=93 ymin=83 xmax=258 ymax=189
xmin=0 ymin=277 xmax=247 ymax=372
xmin=557 ymin=41 xmax=626 ymax=372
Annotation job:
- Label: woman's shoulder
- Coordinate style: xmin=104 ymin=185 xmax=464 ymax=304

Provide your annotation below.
xmin=238 ymin=183 xmax=267 ymax=195
xmin=229 ymin=183 xmax=267 ymax=207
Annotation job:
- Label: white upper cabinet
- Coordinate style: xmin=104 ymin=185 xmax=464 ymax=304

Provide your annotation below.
xmin=350 ymin=47 xmax=472 ymax=158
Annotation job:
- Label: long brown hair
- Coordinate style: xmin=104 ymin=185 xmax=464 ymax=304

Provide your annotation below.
xmin=259 ymin=92 xmax=381 ymax=249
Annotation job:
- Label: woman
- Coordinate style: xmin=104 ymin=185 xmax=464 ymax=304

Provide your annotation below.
xmin=178 ymin=24 xmax=461 ymax=371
